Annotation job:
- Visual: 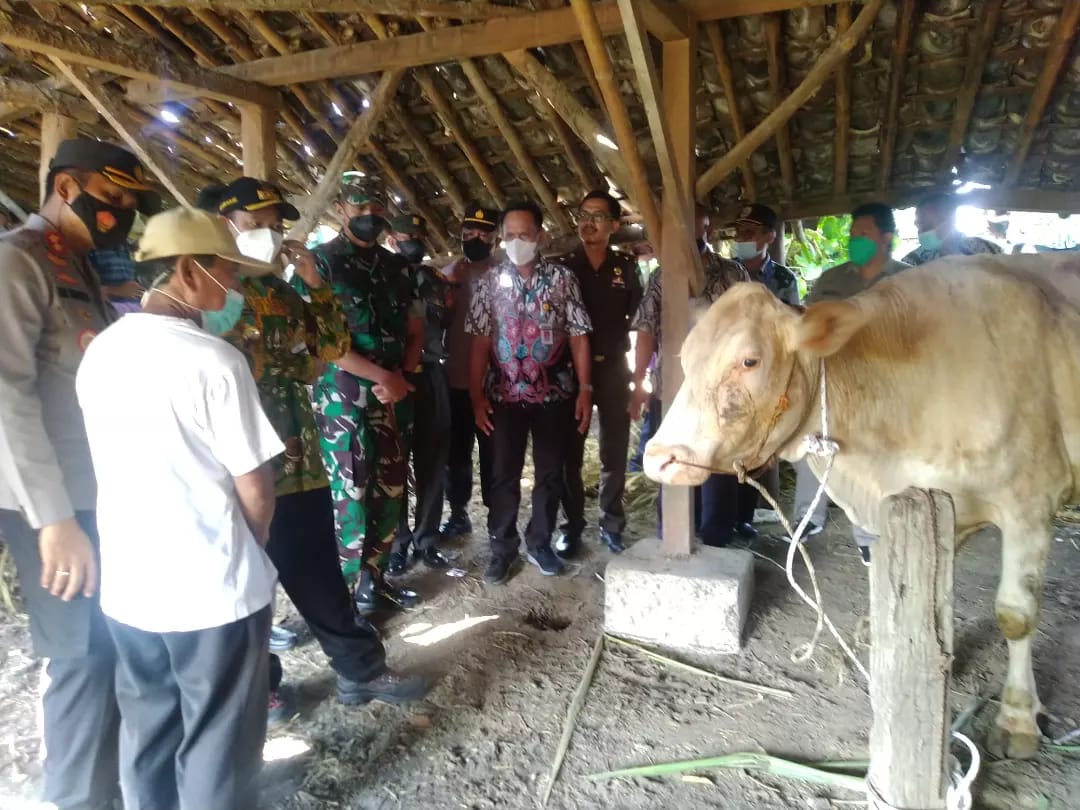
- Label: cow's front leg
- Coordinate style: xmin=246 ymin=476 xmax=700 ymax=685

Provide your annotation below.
xmin=988 ymin=519 xmax=1051 ymax=759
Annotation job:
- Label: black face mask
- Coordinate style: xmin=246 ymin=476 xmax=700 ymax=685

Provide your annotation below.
xmin=695 ymin=236 xmax=707 ymax=253
xmin=462 ymin=236 xmax=492 ymax=262
xmin=69 ymin=189 xmax=136 ymax=250
xmin=348 ymin=214 xmax=386 ymax=244
xmin=398 ymin=238 xmax=426 ymax=263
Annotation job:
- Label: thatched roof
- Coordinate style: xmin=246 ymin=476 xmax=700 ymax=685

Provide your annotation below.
xmin=1 ymin=0 xmax=1078 ymax=253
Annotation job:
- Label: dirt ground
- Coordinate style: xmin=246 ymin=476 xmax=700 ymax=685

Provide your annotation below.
xmin=2 ymin=478 xmax=1080 ymax=810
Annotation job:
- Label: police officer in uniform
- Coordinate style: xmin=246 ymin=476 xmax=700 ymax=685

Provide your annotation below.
xmin=0 ymin=138 xmax=158 ymax=810
xmin=385 ymin=214 xmax=455 ymax=572
xmin=440 ymin=205 xmax=501 ymax=538
xmin=553 ymin=191 xmax=643 ymax=557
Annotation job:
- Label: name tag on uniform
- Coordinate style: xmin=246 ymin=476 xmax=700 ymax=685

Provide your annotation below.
xmin=541 ymin=328 xmax=554 ymax=345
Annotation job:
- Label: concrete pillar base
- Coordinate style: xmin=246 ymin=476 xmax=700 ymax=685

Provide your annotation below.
xmin=604 ymin=541 xmax=754 ymax=655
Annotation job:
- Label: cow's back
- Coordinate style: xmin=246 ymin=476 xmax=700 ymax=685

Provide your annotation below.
xmin=810 ymin=253 xmax=1080 ymax=533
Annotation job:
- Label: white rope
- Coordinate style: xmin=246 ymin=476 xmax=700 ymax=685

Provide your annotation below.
xmin=738 ymin=359 xmax=869 ymax=682
xmin=865 ymin=732 xmax=979 ymax=810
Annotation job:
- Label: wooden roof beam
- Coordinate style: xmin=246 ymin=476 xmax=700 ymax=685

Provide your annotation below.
xmin=571 ymin=0 xmax=661 ymax=243
xmin=697 ymin=0 xmax=884 ymax=200
xmin=502 ymin=49 xmax=635 ymax=209
xmin=220 ymin=1 xmax=838 ymax=85
xmin=878 ymin=0 xmax=917 ymax=191
xmin=764 ymin=13 xmax=796 ymax=200
xmin=101 ymin=1 xmax=526 ymax=20
xmin=49 ymin=57 xmax=190 ymax=205
xmin=369 ymin=139 xmax=451 ymax=255
xmin=939 ymin=0 xmax=1003 ymax=181
xmin=0 ymin=10 xmax=280 ymax=108
xmin=1003 ymin=3 xmax=1080 ymax=187
xmin=639 ymin=0 xmax=693 ymax=42
xmin=390 ymin=107 xmax=468 ymax=216
xmin=833 ymin=3 xmax=851 ymax=194
xmin=288 ymin=68 xmax=405 ymax=240
xmin=413 ymin=68 xmax=507 ymax=207
xmin=525 ymin=93 xmax=595 ymax=200
xmin=703 ymin=21 xmax=756 ymax=199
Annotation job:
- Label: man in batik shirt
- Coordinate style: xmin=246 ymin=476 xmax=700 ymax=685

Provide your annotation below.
xmin=294 ymin=174 xmax=424 ymax=615
xmin=902 ymin=191 xmax=1002 ymax=265
xmin=466 ymin=200 xmax=593 ymax=586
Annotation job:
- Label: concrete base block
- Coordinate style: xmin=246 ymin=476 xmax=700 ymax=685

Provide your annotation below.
xmin=604 ymin=541 xmax=754 ymax=655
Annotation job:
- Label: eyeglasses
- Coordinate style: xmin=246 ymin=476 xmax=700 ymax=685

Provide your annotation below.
xmin=576 ymin=210 xmax=616 ymax=224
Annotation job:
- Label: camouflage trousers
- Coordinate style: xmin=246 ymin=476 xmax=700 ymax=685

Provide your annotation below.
xmin=313 ymin=373 xmax=407 ymax=586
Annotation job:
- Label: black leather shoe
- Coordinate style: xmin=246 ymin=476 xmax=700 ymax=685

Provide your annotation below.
xmin=415 ymin=546 xmax=452 ymax=569
xmin=387 ymin=549 xmax=410 ymax=576
xmin=553 ymin=531 xmax=580 ymax=559
xmin=337 ymin=670 xmax=428 ymax=706
xmin=441 ymin=511 xmax=472 ymax=537
xmin=599 ymin=528 xmax=626 ymax=554
xmin=484 ymin=555 xmax=515 ymax=585
xmin=355 ymin=580 xmax=421 ymax=614
xmin=735 ymin=522 xmax=758 ymax=539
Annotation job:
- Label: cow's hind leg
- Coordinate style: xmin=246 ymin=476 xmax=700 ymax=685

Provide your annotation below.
xmin=987 ymin=518 xmax=1051 ymax=759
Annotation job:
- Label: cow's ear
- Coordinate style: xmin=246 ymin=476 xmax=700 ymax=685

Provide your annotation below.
xmin=794 ymin=300 xmax=868 ymax=356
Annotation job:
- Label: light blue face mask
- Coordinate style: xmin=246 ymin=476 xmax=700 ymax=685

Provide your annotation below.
xmin=917 ymin=229 xmax=943 ymax=252
xmin=194 ymin=261 xmax=245 ymax=336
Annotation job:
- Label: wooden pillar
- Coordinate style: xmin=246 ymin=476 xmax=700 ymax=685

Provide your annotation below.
xmin=769 ymin=219 xmax=786 ymax=266
xmin=40 ymin=113 xmax=78 ymax=205
xmin=868 ymin=488 xmax=955 ymax=810
xmin=240 ymin=104 xmax=277 ymax=182
xmin=659 ymin=34 xmax=696 ymax=555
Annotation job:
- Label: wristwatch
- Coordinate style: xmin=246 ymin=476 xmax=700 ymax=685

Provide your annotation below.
xmin=580 ymin=383 xmax=594 ymax=392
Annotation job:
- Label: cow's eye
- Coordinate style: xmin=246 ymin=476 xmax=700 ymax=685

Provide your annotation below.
xmin=742 ymin=358 xmax=759 ymax=368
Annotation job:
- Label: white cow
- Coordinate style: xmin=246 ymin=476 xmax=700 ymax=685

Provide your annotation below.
xmin=644 ymin=255 xmax=1080 ymax=759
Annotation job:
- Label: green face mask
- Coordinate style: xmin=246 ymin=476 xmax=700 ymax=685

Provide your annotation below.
xmin=848 ymin=236 xmax=879 ymax=267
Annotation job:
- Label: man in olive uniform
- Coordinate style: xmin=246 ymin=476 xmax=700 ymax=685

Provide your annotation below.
xmin=553 ymin=191 xmax=642 ymax=558
xmin=441 ymin=205 xmax=501 ymax=538
xmin=386 ymin=214 xmax=455 ymax=572
xmin=0 ymin=138 xmax=158 ymax=810
xmin=295 ymin=174 xmax=423 ymax=614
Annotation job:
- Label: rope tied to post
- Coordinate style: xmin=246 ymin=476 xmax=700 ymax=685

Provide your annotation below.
xmin=866 ymin=731 xmax=980 ymax=810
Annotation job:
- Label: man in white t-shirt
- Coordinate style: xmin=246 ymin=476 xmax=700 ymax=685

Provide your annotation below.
xmin=76 ymin=207 xmax=283 ymax=810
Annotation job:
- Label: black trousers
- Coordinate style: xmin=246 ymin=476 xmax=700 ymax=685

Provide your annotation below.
xmin=107 ymin=606 xmax=271 ymax=810
xmin=561 ymin=358 xmax=631 ymax=536
xmin=0 ymin=510 xmax=120 ymax=810
xmin=395 ymin=362 xmax=452 ymax=551
xmin=265 ymin=487 xmax=385 ymax=682
xmin=488 ymin=399 xmax=574 ymax=558
xmin=445 ymin=387 xmax=493 ymax=515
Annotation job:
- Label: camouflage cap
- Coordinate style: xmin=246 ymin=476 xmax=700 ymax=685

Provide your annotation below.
xmin=339 ymin=171 xmax=384 ymax=206
xmin=388 ymin=213 xmax=425 ymax=235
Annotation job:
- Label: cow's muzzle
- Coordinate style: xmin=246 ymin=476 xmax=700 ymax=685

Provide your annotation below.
xmin=643 ymin=440 xmax=714 ymax=486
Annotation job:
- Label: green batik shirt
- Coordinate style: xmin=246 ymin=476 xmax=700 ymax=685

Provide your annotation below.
xmin=410 ymin=262 xmax=452 ymax=369
xmin=297 ymin=234 xmax=417 ymax=391
xmin=225 ymin=275 xmax=349 ymax=496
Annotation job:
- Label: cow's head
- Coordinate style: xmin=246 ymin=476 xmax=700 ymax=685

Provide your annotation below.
xmin=643 ymin=282 xmax=867 ymax=486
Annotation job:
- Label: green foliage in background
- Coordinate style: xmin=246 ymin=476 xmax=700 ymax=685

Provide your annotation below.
xmin=786 ymin=214 xmax=852 ymax=298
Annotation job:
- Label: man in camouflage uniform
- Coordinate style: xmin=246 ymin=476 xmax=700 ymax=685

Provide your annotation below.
xmin=385 ymin=214 xmax=455 ymax=573
xmin=294 ymin=174 xmax=423 ymax=614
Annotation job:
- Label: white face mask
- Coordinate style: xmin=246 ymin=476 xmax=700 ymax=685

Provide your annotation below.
xmin=234 ymin=227 xmax=284 ymax=264
xmin=504 ymin=237 xmax=539 ymax=267
xmin=734 ymin=240 xmax=764 ymax=261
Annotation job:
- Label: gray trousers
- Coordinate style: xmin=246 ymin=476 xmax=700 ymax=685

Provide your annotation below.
xmin=793 ymin=459 xmax=876 ymax=548
xmin=0 ymin=510 xmax=120 ymax=810
xmin=106 ymin=605 xmax=271 ymax=810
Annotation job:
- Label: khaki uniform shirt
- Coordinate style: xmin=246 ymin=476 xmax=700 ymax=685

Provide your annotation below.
xmin=0 ymin=215 xmax=115 ymax=527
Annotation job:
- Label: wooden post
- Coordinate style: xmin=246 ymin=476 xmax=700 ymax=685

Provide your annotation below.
xmin=657 ymin=33 xmax=697 ymax=555
xmin=867 ymin=488 xmax=955 ymax=810
xmin=240 ymin=104 xmax=277 ymax=181
xmin=39 ymin=112 xmax=78 ymax=205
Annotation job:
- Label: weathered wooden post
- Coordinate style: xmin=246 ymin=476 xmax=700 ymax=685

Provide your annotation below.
xmin=867 ymin=488 xmax=955 ymax=810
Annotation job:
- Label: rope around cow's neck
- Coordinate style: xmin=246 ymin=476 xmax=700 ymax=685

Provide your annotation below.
xmin=661 ymin=358 xmax=867 ymax=680
xmin=662 ymin=358 xmax=979 ymax=809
